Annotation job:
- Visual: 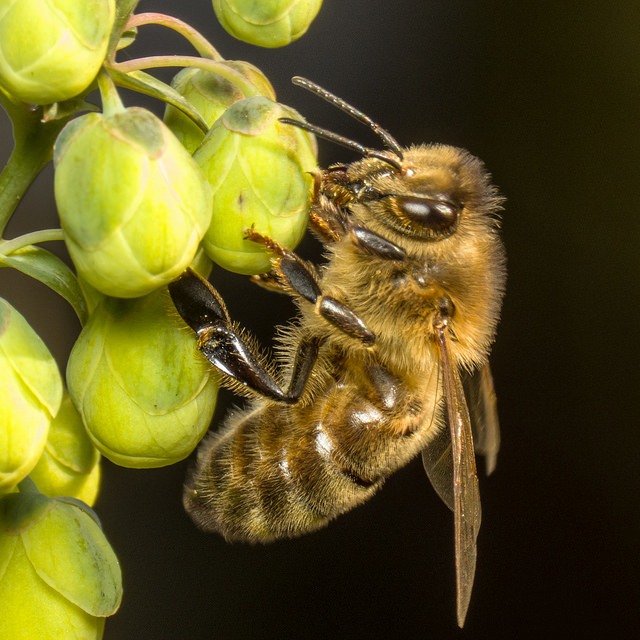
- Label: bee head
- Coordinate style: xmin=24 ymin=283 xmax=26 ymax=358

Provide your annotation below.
xmin=281 ymin=78 xmax=501 ymax=243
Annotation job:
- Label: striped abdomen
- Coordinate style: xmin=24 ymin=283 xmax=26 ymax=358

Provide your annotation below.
xmin=184 ymin=352 xmax=442 ymax=542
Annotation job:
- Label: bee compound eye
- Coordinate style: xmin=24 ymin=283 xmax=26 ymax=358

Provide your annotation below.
xmin=395 ymin=196 xmax=460 ymax=233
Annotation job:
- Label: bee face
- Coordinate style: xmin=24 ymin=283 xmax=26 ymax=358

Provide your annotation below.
xmin=343 ymin=145 xmax=498 ymax=243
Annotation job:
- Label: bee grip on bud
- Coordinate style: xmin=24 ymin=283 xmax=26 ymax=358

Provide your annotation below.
xmin=246 ymin=228 xmax=376 ymax=345
xmin=169 ymin=270 xmax=320 ymax=403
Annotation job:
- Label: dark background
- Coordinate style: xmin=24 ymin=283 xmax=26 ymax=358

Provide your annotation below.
xmin=1 ymin=1 xmax=639 ymax=638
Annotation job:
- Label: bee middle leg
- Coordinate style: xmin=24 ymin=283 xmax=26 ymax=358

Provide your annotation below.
xmin=245 ymin=227 xmax=375 ymax=346
xmin=169 ymin=269 xmax=320 ymax=403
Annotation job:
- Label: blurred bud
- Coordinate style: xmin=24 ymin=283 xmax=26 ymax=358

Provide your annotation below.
xmin=54 ymin=108 xmax=211 ymax=298
xmin=195 ymin=97 xmax=317 ymax=274
xmin=0 ymin=299 xmax=63 ymax=493
xmin=29 ymin=394 xmax=101 ymax=506
xmin=212 ymin=0 xmax=322 ymax=48
xmin=66 ymin=288 xmax=218 ymax=468
xmin=0 ymin=485 xmax=121 ymax=638
xmin=164 ymin=60 xmax=275 ymax=153
xmin=0 ymin=0 xmax=115 ymax=104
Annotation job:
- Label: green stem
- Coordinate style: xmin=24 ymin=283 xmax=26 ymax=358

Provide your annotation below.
xmin=97 ymin=70 xmax=125 ymax=116
xmin=110 ymin=55 xmax=262 ymax=98
xmin=0 ymin=99 xmax=68 ymax=236
xmin=126 ymin=13 xmax=224 ymax=60
xmin=108 ymin=0 xmax=142 ymax=58
xmin=0 ymin=228 xmax=65 ymax=255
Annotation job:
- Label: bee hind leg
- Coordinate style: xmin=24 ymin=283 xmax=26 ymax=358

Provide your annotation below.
xmin=245 ymin=228 xmax=375 ymax=346
xmin=169 ymin=269 xmax=320 ymax=403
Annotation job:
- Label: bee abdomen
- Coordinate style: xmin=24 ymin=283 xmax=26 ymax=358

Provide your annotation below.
xmin=183 ymin=398 xmax=391 ymax=542
xmin=184 ymin=376 xmax=436 ymax=543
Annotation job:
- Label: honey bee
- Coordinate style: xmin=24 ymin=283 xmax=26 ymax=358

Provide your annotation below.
xmin=169 ymin=77 xmax=506 ymax=627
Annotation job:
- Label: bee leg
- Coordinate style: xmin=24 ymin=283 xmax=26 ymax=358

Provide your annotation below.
xmin=349 ymin=225 xmax=407 ymax=261
xmin=309 ymin=206 xmax=343 ymax=242
xmin=316 ymin=295 xmax=375 ymax=346
xmin=309 ymin=195 xmax=349 ymax=242
xmin=245 ymin=228 xmax=375 ymax=346
xmin=249 ymin=272 xmax=289 ymax=295
xmin=169 ymin=269 xmax=318 ymax=403
xmin=311 ymin=174 xmax=405 ymax=257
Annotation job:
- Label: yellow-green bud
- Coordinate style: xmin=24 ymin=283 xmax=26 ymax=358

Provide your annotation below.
xmin=0 ymin=0 xmax=115 ymax=104
xmin=54 ymin=108 xmax=211 ymax=298
xmin=195 ymin=97 xmax=317 ymax=274
xmin=164 ymin=60 xmax=275 ymax=153
xmin=66 ymin=288 xmax=218 ymax=468
xmin=29 ymin=394 xmax=101 ymax=506
xmin=0 ymin=487 xmax=121 ymax=638
xmin=0 ymin=299 xmax=63 ymax=493
xmin=212 ymin=0 xmax=323 ymax=48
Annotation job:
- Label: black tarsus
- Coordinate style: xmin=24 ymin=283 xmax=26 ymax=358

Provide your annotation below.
xmin=350 ymin=226 xmax=407 ymax=260
xmin=169 ymin=269 xmax=319 ymax=404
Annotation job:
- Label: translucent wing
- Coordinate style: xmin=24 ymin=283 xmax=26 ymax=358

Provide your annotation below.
xmin=421 ymin=390 xmax=455 ymax=511
xmin=422 ymin=362 xmax=499 ymax=511
xmin=425 ymin=323 xmax=481 ymax=628
xmin=463 ymin=362 xmax=501 ymax=475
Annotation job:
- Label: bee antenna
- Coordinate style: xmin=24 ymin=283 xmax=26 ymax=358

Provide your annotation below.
xmin=290 ymin=76 xmax=404 ymax=160
xmin=279 ymin=117 xmax=403 ymax=171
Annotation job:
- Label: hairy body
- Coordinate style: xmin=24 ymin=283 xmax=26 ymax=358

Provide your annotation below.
xmin=183 ymin=144 xmax=506 ymax=542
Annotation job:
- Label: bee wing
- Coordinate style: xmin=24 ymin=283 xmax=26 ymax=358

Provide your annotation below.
xmin=426 ymin=361 xmax=499 ymax=508
xmin=463 ymin=362 xmax=501 ymax=475
xmin=421 ymin=404 xmax=455 ymax=512
xmin=430 ymin=324 xmax=481 ymax=628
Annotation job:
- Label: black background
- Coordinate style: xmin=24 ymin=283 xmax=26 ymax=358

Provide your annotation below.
xmin=1 ymin=1 xmax=639 ymax=638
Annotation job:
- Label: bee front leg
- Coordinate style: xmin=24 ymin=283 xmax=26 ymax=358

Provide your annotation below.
xmin=312 ymin=168 xmax=406 ymax=260
xmin=245 ymin=228 xmax=375 ymax=346
xmin=169 ymin=269 xmax=319 ymax=403
xmin=349 ymin=225 xmax=407 ymax=261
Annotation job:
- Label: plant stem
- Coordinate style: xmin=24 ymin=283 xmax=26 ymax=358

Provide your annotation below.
xmin=0 ymin=100 xmax=68 ymax=236
xmin=0 ymin=229 xmax=65 ymax=255
xmin=126 ymin=13 xmax=224 ymax=60
xmin=108 ymin=0 xmax=142 ymax=58
xmin=110 ymin=55 xmax=262 ymax=98
xmin=97 ymin=70 xmax=125 ymax=116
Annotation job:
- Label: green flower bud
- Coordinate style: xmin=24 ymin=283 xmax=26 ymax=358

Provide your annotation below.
xmin=195 ymin=97 xmax=317 ymax=274
xmin=0 ymin=487 xmax=121 ymax=638
xmin=0 ymin=0 xmax=115 ymax=104
xmin=54 ymin=107 xmax=211 ymax=298
xmin=164 ymin=60 xmax=275 ymax=154
xmin=0 ymin=299 xmax=63 ymax=493
xmin=228 ymin=60 xmax=277 ymax=98
xmin=212 ymin=0 xmax=323 ymax=48
xmin=29 ymin=394 xmax=101 ymax=507
xmin=66 ymin=288 xmax=218 ymax=468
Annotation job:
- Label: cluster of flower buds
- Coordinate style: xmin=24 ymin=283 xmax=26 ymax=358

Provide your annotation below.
xmin=0 ymin=300 xmax=120 ymax=634
xmin=1 ymin=0 xmax=323 ymax=634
